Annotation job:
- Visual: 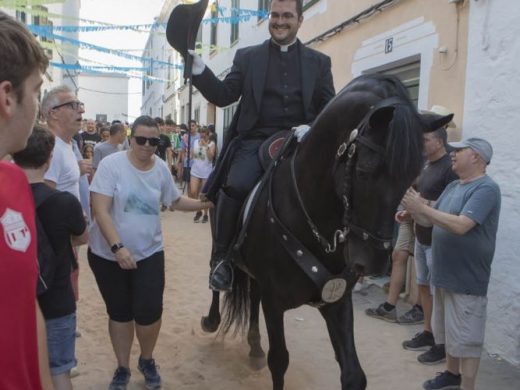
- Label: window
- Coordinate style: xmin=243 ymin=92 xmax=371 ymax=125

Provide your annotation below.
xmin=96 ymin=114 xmax=107 ymax=123
xmin=210 ymin=1 xmax=219 ymax=53
xmin=167 ymin=54 xmax=172 ymax=89
xmin=223 ymin=103 xmax=239 ymax=133
xmin=258 ymin=0 xmax=269 ymax=21
xmin=303 ymin=0 xmax=320 ymax=11
xmin=16 ymin=7 xmax=26 ymax=23
xmin=230 ymin=0 xmax=239 ymax=45
xmin=381 ymin=62 xmax=421 ymax=107
xmin=194 ymin=106 xmax=200 ymax=123
xmin=196 ymin=25 xmax=203 ymax=50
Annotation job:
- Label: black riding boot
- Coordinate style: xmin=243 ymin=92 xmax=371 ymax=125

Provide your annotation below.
xmin=209 ymin=190 xmax=242 ymax=291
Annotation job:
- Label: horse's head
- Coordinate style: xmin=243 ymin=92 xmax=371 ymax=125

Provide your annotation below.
xmin=325 ymin=75 xmax=453 ymax=275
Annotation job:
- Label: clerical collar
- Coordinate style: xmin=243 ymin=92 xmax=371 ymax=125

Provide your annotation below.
xmin=270 ymin=38 xmax=298 ymax=52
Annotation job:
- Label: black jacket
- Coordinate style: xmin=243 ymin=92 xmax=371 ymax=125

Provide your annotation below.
xmin=193 ymin=39 xmax=335 ymax=136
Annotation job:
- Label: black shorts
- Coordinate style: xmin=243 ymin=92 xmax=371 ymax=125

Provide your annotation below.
xmin=87 ymin=249 xmax=165 ymax=325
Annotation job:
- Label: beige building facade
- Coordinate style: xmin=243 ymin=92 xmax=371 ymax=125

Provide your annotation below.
xmin=300 ymin=0 xmax=468 ymax=140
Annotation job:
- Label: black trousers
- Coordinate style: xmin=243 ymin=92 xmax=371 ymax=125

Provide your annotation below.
xmin=223 ymin=138 xmax=265 ymax=201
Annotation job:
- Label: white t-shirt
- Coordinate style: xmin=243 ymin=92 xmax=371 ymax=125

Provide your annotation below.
xmin=88 ymin=151 xmax=180 ymax=261
xmin=44 ymin=136 xmax=80 ymax=199
xmin=190 ymin=139 xmax=214 ymax=179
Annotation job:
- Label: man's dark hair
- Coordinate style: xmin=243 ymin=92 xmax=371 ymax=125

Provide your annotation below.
xmin=165 ymin=118 xmax=176 ymax=126
xmin=430 ymin=126 xmax=448 ymax=147
xmin=154 ymin=117 xmax=165 ymax=126
xmin=131 ymin=115 xmax=159 ymax=136
xmin=13 ymin=125 xmax=55 ymax=169
xmin=0 ymin=12 xmax=48 ymax=101
xmin=271 ymin=0 xmax=303 ymax=17
xmin=111 ymin=119 xmax=122 ymax=125
xmin=188 ymin=119 xmax=197 ymax=126
xmin=109 ymin=123 xmax=125 ymax=136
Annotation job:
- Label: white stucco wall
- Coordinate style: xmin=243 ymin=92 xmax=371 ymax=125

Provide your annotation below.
xmin=463 ymin=0 xmax=520 ymax=366
xmin=78 ymin=74 xmax=129 ymax=123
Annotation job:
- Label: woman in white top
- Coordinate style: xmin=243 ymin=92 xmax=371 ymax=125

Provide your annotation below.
xmin=88 ymin=116 xmax=211 ymax=389
xmin=189 ymin=126 xmax=215 ymax=223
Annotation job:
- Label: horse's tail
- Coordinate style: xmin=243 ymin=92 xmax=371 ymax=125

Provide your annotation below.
xmin=220 ymin=267 xmax=251 ymax=336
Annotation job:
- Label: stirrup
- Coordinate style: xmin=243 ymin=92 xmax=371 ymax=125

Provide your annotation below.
xmin=209 ymin=260 xmax=234 ymax=292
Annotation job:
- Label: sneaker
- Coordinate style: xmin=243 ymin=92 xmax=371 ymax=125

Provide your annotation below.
xmin=193 ymin=211 xmax=202 ymax=223
xmin=402 ymin=331 xmax=435 ymax=351
xmin=109 ymin=367 xmax=131 ymax=390
xmin=418 ymin=344 xmax=446 ymax=365
xmin=398 ymin=304 xmax=424 ymax=324
xmin=423 ymin=370 xmax=461 ymax=390
xmin=365 ymin=303 xmax=397 ymax=323
xmin=138 ymin=357 xmax=161 ymax=389
xmin=201 ymin=214 xmax=209 ymax=224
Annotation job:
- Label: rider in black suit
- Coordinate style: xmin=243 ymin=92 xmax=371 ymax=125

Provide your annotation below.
xmin=190 ymin=0 xmax=335 ymax=290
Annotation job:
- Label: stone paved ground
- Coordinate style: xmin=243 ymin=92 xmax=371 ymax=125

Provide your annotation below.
xmin=356 ymin=282 xmax=520 ymax=389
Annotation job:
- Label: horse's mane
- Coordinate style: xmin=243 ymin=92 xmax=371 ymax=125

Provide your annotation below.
xmin=342 ymin=74 xmax=424 ymax=185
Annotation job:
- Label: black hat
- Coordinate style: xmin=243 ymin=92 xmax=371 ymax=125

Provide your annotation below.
xmin=166 ymin=0 xmax=209 ymax=79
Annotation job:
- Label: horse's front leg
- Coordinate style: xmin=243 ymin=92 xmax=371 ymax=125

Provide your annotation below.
xmin=319 ymin=292 xmax=367 ymax=390
xmin=248 ymin=280 xmax=266 ymax=369
xmin=201 ymin=291 xmax=221 ymax=333
xmin=262 ymin=296 xmax=289 ymax=390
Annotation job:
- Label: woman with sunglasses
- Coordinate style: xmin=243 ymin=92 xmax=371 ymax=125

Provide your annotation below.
xmin=87 ymin=116 xmax=211 ymax=390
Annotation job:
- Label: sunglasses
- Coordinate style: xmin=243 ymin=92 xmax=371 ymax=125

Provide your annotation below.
xmin=134 ymin=136 xmax=160 ymax=147
xmin=52 ymin=100 xmax=84 ymax=111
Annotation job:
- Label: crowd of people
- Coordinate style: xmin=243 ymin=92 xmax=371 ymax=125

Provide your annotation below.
xmin=0 ymin=11 xmax=214 ymax=390
xmin=363 ymin=107 xmax=501 ymax=390
xmin=0 ymin=0 xmax=503 ymax=389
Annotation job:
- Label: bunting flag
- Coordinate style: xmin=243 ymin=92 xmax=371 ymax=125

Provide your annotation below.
xmin=0 ymin=0 xmax=65 ymax=6
xmin=29 ymin=25 xmax=184 ymax=69
xmin=50 ymin=62 xmax=149 ymax=72
xmin=49 ymin=61 xmax=171 ymax=84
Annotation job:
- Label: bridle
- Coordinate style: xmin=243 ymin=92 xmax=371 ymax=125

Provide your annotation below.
xmin=290 ymin=97 xmax=408 ymax=254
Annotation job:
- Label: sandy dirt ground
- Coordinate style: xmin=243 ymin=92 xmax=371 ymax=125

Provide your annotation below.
xmin=72 ymin=210 xmax=517 ymax=390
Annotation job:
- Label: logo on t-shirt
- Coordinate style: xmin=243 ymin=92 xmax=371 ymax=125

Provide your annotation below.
xmin=1 ymin=208 xmax=31 ymax=252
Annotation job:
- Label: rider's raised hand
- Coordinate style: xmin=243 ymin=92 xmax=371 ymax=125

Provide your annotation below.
xmin=187 ymin=49 xmax=205 ymax=76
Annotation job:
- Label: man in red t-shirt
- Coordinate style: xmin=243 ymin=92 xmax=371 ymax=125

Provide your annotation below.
xmin=0 ymin=11 xmax=52 ymax=390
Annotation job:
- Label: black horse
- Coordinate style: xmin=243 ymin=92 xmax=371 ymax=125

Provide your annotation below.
xmin=201 ymin=74 xmax=453 ymax=389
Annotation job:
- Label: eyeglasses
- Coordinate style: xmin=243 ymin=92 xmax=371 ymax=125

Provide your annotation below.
xmin=269 ymin=11 xmax=297 ymax=21
xmin=52 ymin=100 xmax=84 ymax=111
xmin=134 ymin=136 xmax=160 ymax=147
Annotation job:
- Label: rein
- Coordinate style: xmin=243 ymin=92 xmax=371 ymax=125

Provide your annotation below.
xmin=291 ymin=96 xmax=408 ymax=254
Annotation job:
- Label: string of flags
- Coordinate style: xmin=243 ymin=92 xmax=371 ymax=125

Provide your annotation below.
xmin=3 ymin=0 xmax=269 ymax=82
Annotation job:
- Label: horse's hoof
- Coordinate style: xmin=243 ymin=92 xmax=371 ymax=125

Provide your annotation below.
xmin=248 ymin=355 xmax=266 ymax=371
xmin=200 ymin=315 xmax=220 ymax=333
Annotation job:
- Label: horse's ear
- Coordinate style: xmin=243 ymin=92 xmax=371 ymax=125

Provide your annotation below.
xmin=421 ymin=113 xmax=454 ymax=133
xmin=369 ymin=106 xmax=396 ymax=129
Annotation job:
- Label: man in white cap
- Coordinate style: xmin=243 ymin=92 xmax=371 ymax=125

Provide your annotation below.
xmin=402 ymin=137 xmax=501 ymax=390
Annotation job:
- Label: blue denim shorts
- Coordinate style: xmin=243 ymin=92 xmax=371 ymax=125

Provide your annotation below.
xmin=46 ymin=313 xmax=77 ymax=375
xmin=414 ymin=240 xmax=433 ymax=286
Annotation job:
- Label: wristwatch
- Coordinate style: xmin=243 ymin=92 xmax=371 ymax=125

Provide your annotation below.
xmin=110 ymin=242 xmax=124 ymax=253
